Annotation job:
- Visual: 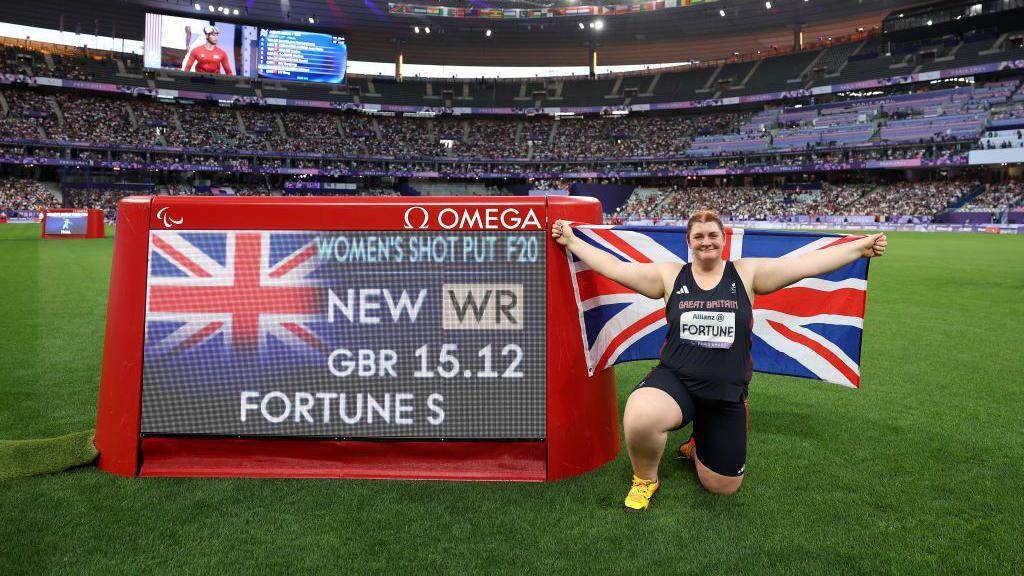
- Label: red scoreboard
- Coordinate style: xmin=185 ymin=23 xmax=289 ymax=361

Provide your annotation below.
xmin=95 ymin=196 xmax=620 ymax=481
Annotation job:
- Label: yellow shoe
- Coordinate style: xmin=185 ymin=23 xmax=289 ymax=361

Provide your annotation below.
xmin=677 ymin=436 xmax=696 ymax=461
xmin=623 ymin=475 xmax=659 ymax=512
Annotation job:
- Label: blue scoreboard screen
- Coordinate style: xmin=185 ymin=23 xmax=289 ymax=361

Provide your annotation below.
xmin=44 ymin=212 xmax=88 ymax=236
xmin=139 ymin=229 xmax=546 ymax=439
xmin=257 ymin=29 xmax=347 ymax=84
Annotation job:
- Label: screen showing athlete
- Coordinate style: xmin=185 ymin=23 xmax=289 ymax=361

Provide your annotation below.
xmin=552 ymin=210 xmax=886 ymax=511
xmin=182 ymin=26 xmax=233 ymax=75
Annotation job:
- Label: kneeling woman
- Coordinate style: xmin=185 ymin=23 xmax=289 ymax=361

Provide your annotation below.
xmin=551 ymin=211 xmax=885 ymax=511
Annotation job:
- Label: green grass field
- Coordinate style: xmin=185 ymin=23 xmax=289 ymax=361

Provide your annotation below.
xmin=1 ymin=223 xmax=1022 ymax=574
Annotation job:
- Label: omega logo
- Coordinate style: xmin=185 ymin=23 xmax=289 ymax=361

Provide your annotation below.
xmin=403 ymin=206 xmax=429 ymax=229
xmin=402 ymin=206 xmax=541 ymax=231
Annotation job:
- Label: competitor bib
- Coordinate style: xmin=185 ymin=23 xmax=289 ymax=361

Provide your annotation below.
xmin=678 ymin=311 xmax=736 ymax=349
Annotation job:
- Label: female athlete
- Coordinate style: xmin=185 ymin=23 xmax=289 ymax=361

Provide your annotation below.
xmin=182 ymin=26 xmax=233 ymax=75
xmin=551 ymin=210 xmax=886 ymax=511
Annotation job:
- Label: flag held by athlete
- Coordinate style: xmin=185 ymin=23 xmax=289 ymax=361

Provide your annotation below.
xmin=558 ymin=222 xmax=884 ymax=388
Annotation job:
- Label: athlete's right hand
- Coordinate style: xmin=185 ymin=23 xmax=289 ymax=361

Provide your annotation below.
xmin=551 ymin=219 xmax=575 ymax=247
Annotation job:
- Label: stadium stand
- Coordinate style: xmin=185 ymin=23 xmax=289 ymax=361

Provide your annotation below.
xmin=0 ymin=12 xmax=1022 ymax=228
xmin=0 ymin=14 xmax=1019 ymax=110
xmin=958 ymin=180 xmax=1024 ymax=211
xmin=842 ymin=181 xmax=978 ymax=218
xmin=611 ymin=181 xmax=983 ymax=222
xmin=0 ymin=176 xmax=58 ymax=211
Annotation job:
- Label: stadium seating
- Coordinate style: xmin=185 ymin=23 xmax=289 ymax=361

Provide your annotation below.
xmin=2 ymin=21 xmax=1024 ymax=225
xmin=0 ymin=176 xmax=59 ymax=211
xmin=2 ymin=19 xmax=1019 ymax=110
xmin=612 ymin=181 xmax=980 ymax=222
xmin=957 ymin=181 xmax=1024 ymax=211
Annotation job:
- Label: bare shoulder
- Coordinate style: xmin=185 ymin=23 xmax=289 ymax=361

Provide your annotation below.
xmin=732 ymin=258 xmax=760 ymax=275
xmin=656 ymin=261 xmax=684 ymax=279
xmin=732 ymin=258 xmax=761 ymax=288
xmin=657 ymin=262 xmax=684 ymax=297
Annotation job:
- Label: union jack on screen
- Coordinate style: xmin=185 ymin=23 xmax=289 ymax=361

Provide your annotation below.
xmin=144 ymin=230 xmax=327 ymax=360
xmin=567 ymin=226 xmax=871 ymax=388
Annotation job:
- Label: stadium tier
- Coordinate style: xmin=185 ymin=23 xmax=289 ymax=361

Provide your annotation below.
xmin=3 ymin=23 xmax=1024 ymax=108
xmin=0 ymin=80 xmax=1016 ymax=164
xmin=4 ymin=174 xmax=1022 ymax=226
xmin=0 ymin=15 xmax=1022 ymax=182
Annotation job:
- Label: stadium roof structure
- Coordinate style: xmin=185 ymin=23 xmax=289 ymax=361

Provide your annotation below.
xmin=3 ymin=0 xmax=937 ymax=66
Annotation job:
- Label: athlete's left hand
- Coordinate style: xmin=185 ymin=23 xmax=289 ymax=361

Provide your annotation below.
xmin=860 ymin=233 xmax=886 ymax=258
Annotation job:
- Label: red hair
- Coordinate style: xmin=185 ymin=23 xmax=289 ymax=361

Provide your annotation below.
xmin=686 ymin=210 xmax=724 ymax=239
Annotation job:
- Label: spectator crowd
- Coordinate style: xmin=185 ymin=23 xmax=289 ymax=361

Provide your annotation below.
xmin=614 ymin=181 xmax=978 ymax=221
xmin=0 ymin=176 xmax=58 ymax=211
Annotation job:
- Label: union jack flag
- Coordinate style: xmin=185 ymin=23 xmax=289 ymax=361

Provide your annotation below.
xmin=568 ymin=226 xmax=870 ymax=388
xmin=144 ymin=231 xmax=326 ymax=359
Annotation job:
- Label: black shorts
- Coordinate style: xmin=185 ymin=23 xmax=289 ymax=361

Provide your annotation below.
xmin=634 ymin=364 xmax=748 ymax=477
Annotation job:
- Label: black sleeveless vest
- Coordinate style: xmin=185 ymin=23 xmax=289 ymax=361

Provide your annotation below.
xmin=660 ymin=261 xmax=753 ymax=402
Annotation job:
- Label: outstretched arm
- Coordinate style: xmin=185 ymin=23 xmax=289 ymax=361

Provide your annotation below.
xmin=745 ymin=233 xmax=886 ymax=295
xmin=182 ymin=49 xmax=196 ymax=72
xmin=552 ymin=220 xmax=673 ymax=299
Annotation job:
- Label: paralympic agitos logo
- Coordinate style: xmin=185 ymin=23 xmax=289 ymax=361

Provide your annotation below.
xmin=402 ymin=206 xmax=542 ymax=231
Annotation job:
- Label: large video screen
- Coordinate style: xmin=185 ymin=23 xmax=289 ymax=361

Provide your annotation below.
xmin=139 ymin=230 xmax=546 ymax=439
xmin=143 ymin=13 xmax=257 ymax=76
xmin=257 ymin=29 xmax=347 ymax=84
xmin=143 ymin=15 xmax=348 ymax=84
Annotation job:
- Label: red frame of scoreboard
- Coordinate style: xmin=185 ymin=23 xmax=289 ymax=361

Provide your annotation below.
xmin=40 ymin=208 xmax=106 ymax=239
xmin=95 ymin=196 xmax=619 ymax=481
